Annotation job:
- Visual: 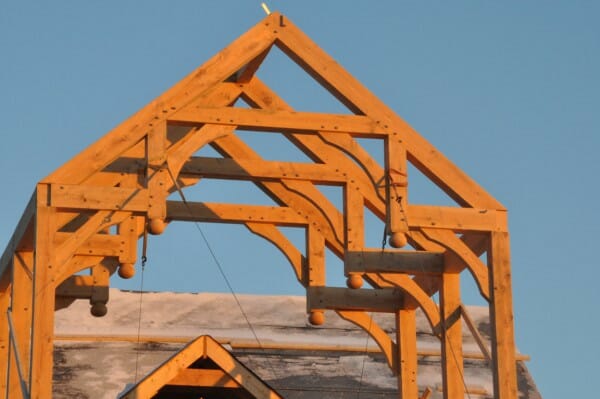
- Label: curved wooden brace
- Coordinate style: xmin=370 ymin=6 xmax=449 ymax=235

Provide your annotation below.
xmin=210 ymin=134 xmax=345 ymax=253
xmin=44 ymin=14 xmax=280 ymax=186
xmin=167 ymin=124 xmax=236 ymax=178
xmin=53 ymin=210 xmax=131 ymax=271
xmin=242 ymin=78 xmax=387 ymax=219
xmin=421 ymin=228 xmax=490 ymax=301
xmin=274 ymin=21 xmax=504 ymax=210
xmin=316 ymin=132 xmax=385 ymax=202
xmin=166 ymin=84 xmax=243 ymax=176
xmin=371 ymin=273 xmax=441 ymax=334
xmin=245 ymin=222 xmax=305 ymax=283
xmin=54 ymin=256 xmax=109 ymax=290
xmin=337 ymin=310 xmax=396 ymax=370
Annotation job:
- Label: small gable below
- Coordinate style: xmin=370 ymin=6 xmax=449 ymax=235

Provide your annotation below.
xmin=119 ymin=335 xmax=283 ymax=399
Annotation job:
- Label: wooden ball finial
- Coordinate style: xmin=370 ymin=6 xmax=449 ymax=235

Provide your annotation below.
xmin=346 ymin=274 xmax=363 ymax=289
xmin=148 ymin=218 xmax=166 ymax=235
xmin=90 ymin=302 xmax=107 ymax=317
xmin=308 ymin=310 xmax=325 ymax=326
xmin=389 ymin=232 xmax=408 ymax=248
xmin=118 ymin=263 xmax=135 ymax=279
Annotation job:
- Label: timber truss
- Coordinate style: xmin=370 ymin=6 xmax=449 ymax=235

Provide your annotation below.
xmin=0 ymin=12 xmax=517 ymax=399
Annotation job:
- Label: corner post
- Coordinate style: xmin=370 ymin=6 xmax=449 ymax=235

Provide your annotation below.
xmin=488 ymin=231 xmax=518 ymax=399
xmin=29 ymin=184 xmax=57 ymax=399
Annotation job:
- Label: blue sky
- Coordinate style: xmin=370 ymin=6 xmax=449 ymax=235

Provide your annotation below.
xmin=1 ymin=1 xmax=599 ymax=397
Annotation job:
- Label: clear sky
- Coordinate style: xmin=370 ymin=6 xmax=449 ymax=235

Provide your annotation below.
xmin=1 ymin=1 xmax=598 ymax=398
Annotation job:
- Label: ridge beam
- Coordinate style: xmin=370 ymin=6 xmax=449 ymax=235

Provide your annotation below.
xmin=168 ymin=107 xmax=388 ymax=136
xmin=307 ymin=286 xmax=404 ymax=313
xmin=345 ymin=250 xmax=443 ymax=275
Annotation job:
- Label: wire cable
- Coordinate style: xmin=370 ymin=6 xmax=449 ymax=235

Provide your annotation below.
xmin=133 ymin=255 xmax=147 ymax=383
xmin=165 ymin=164 xmax=280 ymax=381
xmin=356 ymin=312 xmax=374 ymax=399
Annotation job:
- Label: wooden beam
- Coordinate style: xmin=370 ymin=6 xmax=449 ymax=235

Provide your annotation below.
xmin=9 ymin=252 xmax=33 ymax=397
xmin=0 ymin=193 xmax=36 ymax=278
xmin=488 ymin=231 xmax=518 ymax=399
xmin=204 ymin=336 xmax=284 ymax=398
xmin=396 ymin=309 xmax=418 ymax=399
xmin=344 ymin=183 xmax=365 ymax=250
xmin=55 ymin=232 xmax=124 ymax=257
xmin=147 ymin=121 xmax=168 ymax=222
xmin=460 ymin=304 xmax=492 ymax=363
xmin=29 ymin=185 xmax=56 ymax=399
xmin=307 ymin=226 xmax=325 ymax=287
xmin=181 ymin=156 xmax=348 ymax=183
xmin=345 ymin=250 xmax=443 ymax=275
xmin=169 ymin=107 xmax=388 ymax=136
xmin=166 ymin=201 xmax=307 ymax=226
xmin=210 ymin=134 xmax=345 ymax=253
xmin=385 ymin=136 xmax=409 ymax=238
xmin=55 ymin=275 xmax=109 ymax=299
xmin=53 ymin=211 xmax=130 ymax=271
xmin=167 ymin=123 xmax=239 ymax=178
xmin=274 ymin=18 xmax=504 ymax=209
xmin=52 ymin=333 xmax=531 ymax=361
xmin=242 ymin=77 xmax=386 ymax=216
xmin=49 ymin=184 xmax=149 ymax=212
xmin=43 ymin=13 xmax=279 ymax=185
xmin=166 ymin=368 xmax=241 ymax=388
xmin=0 ymin=272 xmax=11 ymax=397
xmin=440 ymin=271 xmax=464 ymax=399
xmin=407 ymin=205 xmax=507 ymax=232
xmin=307 ymin=286 xmax=404 ymax=313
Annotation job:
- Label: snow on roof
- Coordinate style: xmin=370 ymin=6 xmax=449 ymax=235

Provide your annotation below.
xmin=53 ymin=289 xmax=540 ymax=399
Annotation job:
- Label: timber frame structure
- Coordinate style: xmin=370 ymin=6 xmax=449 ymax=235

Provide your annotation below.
xmin=0 ymin=12 xmax=517 ymax=399
xmin=119 ymin=335 xmax=285 ymax=398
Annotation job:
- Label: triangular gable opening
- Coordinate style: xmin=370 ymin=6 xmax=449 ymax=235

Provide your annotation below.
xmin=119 ymin=335 xmax=283 ymax=399
xmin=251 ymin=45 xmax=355 ymax=115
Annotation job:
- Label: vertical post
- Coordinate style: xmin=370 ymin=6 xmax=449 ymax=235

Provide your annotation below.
xmin=306 ymin=226 xmax=326 ymax=325
xmin=384 ymin=135 xmax=408 ymax=248
xmin=146 ymin=122 xmax=168 ymax=231
xmin=29 ymin=184 xmax=57 ymax=399
xmin=488 ymin=231 xmax=518 ymax=399
xmin=306 ymin=225 xmax=325 ymax=287
xmin=8 ymin=251 xmax=33 ymax=398
xmin=395 ymin=308 xmax=418 ymax=399
xmin=440 ymin=270 xmax=464 ymax=399
xmin=0 ymin=272 xmax=11 ymax=397
xmin=344 ymin=183 xmax=364 ymax=251
xmin=344 ymin=183 xmax=365 ymax=289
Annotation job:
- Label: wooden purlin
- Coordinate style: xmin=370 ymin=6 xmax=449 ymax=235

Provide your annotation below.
xmin=0 ymin=11 xmax=519 ymax=399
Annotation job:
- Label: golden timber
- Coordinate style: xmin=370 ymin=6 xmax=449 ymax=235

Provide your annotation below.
xmin=119 ymin=335 xmax=284 ymax=399
xmin=0 ymin=12 xmax=518 ymax=399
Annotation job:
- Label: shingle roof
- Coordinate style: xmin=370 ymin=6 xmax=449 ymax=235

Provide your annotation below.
xmin=53 ymin=289 xmax=540 ymax=399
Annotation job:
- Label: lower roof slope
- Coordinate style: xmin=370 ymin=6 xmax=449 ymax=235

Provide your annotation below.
xmin=53 ymin=289 xmax=540 ymax=399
